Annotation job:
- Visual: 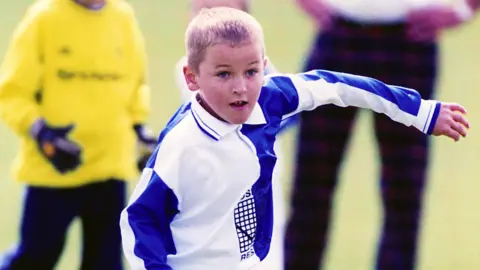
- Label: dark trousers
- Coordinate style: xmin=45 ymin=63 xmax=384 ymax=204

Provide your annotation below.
xmin=285 ymin=18 xmax=438 ymax=270
xmin=0 ymin=179 xmax=126 ymax=270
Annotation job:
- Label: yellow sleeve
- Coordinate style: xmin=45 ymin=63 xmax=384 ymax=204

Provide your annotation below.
xmin=126 ymin=9 xmax=151 ymax=125
xmin=0 ymin=5 xmax=43 ymax=136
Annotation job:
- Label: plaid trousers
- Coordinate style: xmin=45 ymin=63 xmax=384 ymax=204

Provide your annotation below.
xmin=284 ymin=17 xmax=438 ymax=270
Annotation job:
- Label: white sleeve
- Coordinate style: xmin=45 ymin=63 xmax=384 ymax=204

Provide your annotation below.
xmin=263 ymin=69 xmax=441 ymax=134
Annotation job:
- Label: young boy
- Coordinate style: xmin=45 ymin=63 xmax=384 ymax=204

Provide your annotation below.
xmin=174 ymin=1 xmax=293 ymax=269
xmin=120 ymin=7 xmax=469 ymax=270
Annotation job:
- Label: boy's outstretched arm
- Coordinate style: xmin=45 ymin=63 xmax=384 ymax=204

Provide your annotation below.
xmin=120 ymin=147 xmax=182 ymax=270
xmin=264 ymin=69 xmax=469 ymax=141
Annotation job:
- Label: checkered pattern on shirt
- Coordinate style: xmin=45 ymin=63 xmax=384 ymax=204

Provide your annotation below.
xmin=234 ymin=190 xmax=257 ymax=253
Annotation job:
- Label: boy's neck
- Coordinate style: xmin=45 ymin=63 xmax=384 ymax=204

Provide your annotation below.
xmin=196 ymin=93 xmax=228 ymax=123
xmin=73 ymin=0 xmax=106 ymax=10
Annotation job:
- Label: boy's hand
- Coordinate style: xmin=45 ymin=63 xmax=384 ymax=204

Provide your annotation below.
xmin=133 ymin=124 xmax=157 ymax=171
xmin=432 ymin=103 xmax=470 ymax=141
xmin=31 ymin=119 xmax=82 ymax=173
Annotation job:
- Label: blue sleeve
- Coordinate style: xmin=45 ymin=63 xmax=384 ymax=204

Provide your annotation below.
xmin=263 ymin=59 xmax=298 ymax=134
xmin=120 ymin=168 xmax=179 ymax=270
xmin=262 ymin=69 xmax=440 ymax=134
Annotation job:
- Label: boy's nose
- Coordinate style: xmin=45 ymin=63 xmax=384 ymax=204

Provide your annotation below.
xmin=232 ymin=87 xmax=247 ymax=94
xmin=232 ymin=78 xmax=247 ymax=94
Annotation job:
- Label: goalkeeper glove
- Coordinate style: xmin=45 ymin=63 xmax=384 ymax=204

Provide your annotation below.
xmin=133 ymin=124 xmax=157 ymax=171
xmin=30 ymin=119 xmax=82 ymax=174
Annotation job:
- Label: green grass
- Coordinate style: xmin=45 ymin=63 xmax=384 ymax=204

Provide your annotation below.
xmin=0 ymin=1 xmax=479 ymax=269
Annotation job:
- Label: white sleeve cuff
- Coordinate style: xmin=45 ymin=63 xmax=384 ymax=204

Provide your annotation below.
xmin=413 ymin=100 xmax=441 ymax=134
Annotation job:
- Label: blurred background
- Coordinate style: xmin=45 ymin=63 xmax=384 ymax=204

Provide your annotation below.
xmin=0 ymin=1 xmax=479 ymax=269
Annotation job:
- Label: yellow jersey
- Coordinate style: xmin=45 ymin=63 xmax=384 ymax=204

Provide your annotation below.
xmin=0 ymin=0 xmax=151 ymax=187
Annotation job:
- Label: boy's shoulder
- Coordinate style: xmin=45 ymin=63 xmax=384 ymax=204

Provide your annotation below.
xmin=150 ymin=105 xmax=217 ymax=188
xmin=261 ymin=71 xmax=306 ymax=97
xmin=259 ymin=74 xmax=290 ymax=100
xmin=157 ymin=103 xmax=215 ymax=154
xmin=258 ymin=72 xmax=304 ymax=118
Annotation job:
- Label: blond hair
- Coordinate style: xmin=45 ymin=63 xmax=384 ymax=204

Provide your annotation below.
xmin=185 ymin=6 xmax=265 ymax=72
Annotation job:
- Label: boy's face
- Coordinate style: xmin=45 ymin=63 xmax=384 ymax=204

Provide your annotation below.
xmin=184 ymin=41 xmax=266 ymax=125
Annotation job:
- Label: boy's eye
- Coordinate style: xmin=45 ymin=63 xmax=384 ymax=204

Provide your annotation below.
xmin=216 ymin=71 xmax=230 ymax=78
xmin=245 ymin=69 xmax=258 ymax=77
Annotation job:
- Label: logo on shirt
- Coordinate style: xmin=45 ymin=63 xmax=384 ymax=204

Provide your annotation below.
xmin=58 ymin=46 xmax=71 ymax=56
xmin=234 ymin=189 xmax=257 ymax=261
xmin=57 ymin=69 xmax=123 ymax=81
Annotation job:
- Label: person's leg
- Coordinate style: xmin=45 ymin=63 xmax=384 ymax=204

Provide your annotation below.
xmin=284 ymin=23 xmax=363 ymax=270
xmin=284 ymin=24 xmax=367 ymax=269
xmin=373 ymin=40 xmax=438 ymax=270
xmin=0 ymin=186 xmax=76 ymax=270
xmin=79 ymin=179 xmax=126 ymax=270
xmin=374 ymin=114 xmax=430 ymax=270
xmin=284 ymin=106 xmax=357 ymax=270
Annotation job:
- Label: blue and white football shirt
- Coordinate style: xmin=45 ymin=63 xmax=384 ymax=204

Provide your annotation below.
xmin=120 ymin=69 xmax=440 ymax=270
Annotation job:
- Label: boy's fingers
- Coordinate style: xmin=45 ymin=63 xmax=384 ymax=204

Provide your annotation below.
xmin=452 ymin=113 xmax=470 ymax=129
xmin=448 ymin=103 xmax=467 ymax=114
xmin=451 ymin=122 xmax=467 ymax=137
xmin=445 ymin=128 xmax=460 ymax=142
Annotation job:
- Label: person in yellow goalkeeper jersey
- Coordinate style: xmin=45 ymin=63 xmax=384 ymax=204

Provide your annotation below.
xmin=0 ymin=0 xmax=157 ymax=269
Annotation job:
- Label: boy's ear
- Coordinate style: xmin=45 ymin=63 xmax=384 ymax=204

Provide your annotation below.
xmin=263 ymin=57 xmax=271 ymax=75
xmin=183 ymin=65 xmax=200 ymax=91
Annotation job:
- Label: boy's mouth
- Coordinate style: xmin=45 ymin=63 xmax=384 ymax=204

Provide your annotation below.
xmin=230 ymin=101 xmax=248 ymax=110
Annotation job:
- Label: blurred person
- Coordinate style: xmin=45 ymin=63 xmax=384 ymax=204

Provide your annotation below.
xmin=285 ymin=0 xmax=479 ymax=269
xmin=0 ymin=0 xmax=156 ymax=269
xmin=120 ymin=6 xmax=469 ymax=270
xmin=174 ymin=1 xmax=298 ymax=269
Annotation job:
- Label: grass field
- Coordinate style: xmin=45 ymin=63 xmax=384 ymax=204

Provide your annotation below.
xmin=0 ymin=1 xmax=479 ymax=269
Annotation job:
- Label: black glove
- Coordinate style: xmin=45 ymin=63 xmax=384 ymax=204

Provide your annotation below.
xmin=31 ymin=119 xmax=82 ymax=174
xmin=136 ymin=154 xmax=152 ymax=172
xmin=133 ymin=124 xmax=157 ymax=171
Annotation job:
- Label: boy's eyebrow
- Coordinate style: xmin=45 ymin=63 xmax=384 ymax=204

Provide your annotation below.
xmin=215 ymin=64 xmax=231 ymax=68
xmin=215 ymin=60 xmax=259 ymax=69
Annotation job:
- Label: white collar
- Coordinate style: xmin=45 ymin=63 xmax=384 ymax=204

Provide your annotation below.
xmin=190 ymin=93 xmax=266 ymax=141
